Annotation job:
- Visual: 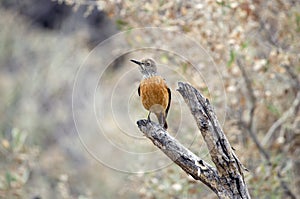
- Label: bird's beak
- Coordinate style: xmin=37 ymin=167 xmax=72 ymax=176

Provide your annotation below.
xmin=130 ymin=59 xmax=142 ymax=66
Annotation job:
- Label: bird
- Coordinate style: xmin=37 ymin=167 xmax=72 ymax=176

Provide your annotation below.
xmin=131 ymin=58 xmax=171 ymax=129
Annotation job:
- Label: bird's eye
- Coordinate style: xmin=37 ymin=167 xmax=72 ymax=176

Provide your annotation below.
xmin=145 ymin=62 xmax=150 ymax=66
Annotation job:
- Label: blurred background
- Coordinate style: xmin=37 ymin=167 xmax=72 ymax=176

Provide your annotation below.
xmin=0 ymin=0 xmax=299 ymax=198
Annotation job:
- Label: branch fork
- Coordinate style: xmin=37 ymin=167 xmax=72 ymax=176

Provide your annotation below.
xmin=137 ymin=82 xmax=251 ymax=199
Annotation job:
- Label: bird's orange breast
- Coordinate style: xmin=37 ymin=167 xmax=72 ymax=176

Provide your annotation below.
xmin=139 ymin=76 xmax=169 ymax=112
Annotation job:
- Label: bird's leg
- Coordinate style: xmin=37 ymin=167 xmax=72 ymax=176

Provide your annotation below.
xmin=157 ymin=112 xmax=166 ymax=129
xmin=147 ymin=112 xmax=151 ymax=121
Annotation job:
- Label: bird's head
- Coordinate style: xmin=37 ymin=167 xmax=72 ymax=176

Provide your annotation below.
xmin=131 ymin=58 xmax=157 ymax=78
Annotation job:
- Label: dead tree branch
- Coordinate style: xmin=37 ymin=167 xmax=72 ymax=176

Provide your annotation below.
xmin=236 ymin=58 xmax=270 ymax=163
xmin=262 ymin=65 xmax=300 ymax=147
xmin=262 ymin=91 xmax=300 ymax=146
xmin=137 ymin=82 xmax=251 ymax=199
xmin=137 ymin=120 xmax=221 ymax=194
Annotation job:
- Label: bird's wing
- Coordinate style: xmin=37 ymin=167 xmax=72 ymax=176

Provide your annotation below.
xmin=165 ymin=87 xmax=171 ymax=118
xmin=138 ymin=85 xmax=140 ymax=96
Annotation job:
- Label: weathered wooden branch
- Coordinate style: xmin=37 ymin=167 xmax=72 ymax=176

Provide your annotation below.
xmin=137 ymin=82 xmax=251 ymax=199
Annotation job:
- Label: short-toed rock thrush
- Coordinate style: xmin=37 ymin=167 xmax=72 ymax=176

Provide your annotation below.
xmin=131 ymin=58 xmax=171 ymax=129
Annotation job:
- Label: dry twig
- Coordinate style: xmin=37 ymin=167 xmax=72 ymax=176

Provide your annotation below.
xmin=236 ymin=58 xmax=270 ymax=163
xmin=262 ymin=65 xmax=300 ymax=146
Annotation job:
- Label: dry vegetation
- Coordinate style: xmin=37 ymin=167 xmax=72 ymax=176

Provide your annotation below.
xmin=1 ymin=0 xmax=299 ymax=198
